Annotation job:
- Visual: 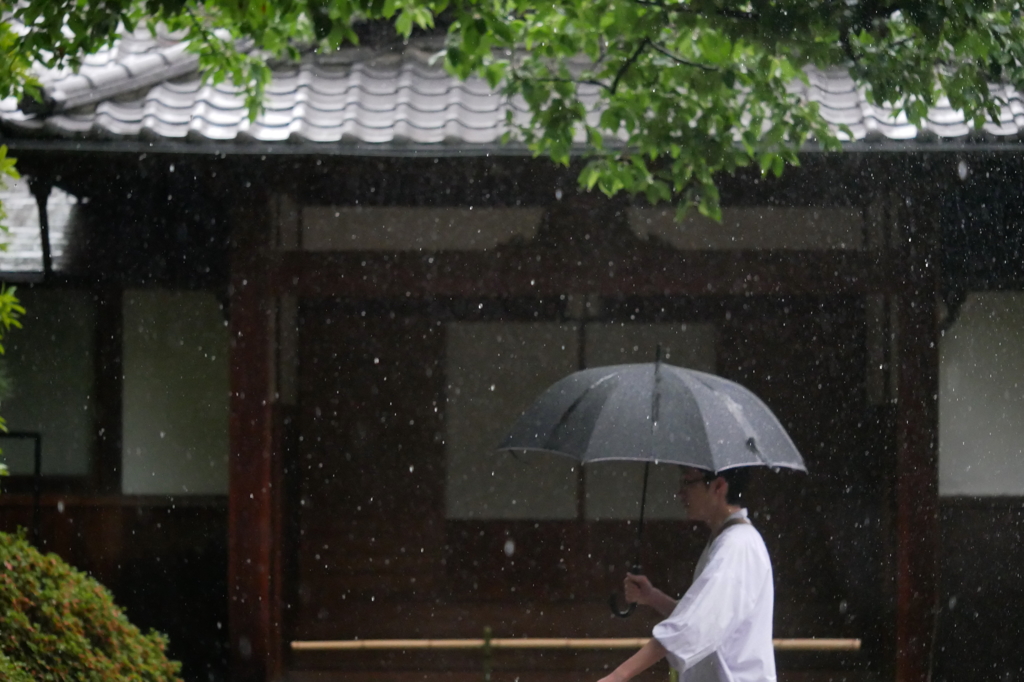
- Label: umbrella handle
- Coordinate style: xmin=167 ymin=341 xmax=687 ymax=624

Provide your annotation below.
xmin=608 ymin=565 xmax=641 ymax=618
xmin=608 ymin=592 xmax=637 ymax=618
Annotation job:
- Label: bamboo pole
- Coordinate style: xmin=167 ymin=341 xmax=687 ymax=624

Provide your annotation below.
xmin=291 ymin=637 xmax=860 ymax=652
xmin=772 ymin=638 xmax=862 ymax=651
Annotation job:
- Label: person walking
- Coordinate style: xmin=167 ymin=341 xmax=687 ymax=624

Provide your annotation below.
xmin=597 ymin=466 xmax=776 ymax=682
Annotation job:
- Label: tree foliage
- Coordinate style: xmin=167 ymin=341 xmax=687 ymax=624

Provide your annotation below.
xmin=0 ymin=530 xmax=183 ymax=681
xmin=4 ymin=2 xmax=1024 ymax=216
xmin=4 ymin=2 xmax=1024 ymax=218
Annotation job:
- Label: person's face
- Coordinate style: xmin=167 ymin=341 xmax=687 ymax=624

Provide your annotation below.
xmin=678 ymin=467 xmax=714 ymax=522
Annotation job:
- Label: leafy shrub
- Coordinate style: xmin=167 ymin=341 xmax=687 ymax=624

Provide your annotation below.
xmin=0 ymin=530 xmax=182 ymax=681
xmin=0 ymin=649 xmax=34 ymax=682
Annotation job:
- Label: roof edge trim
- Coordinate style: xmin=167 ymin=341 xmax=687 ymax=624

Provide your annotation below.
xmin=0 ymin=137 xmax=1022 ymax=157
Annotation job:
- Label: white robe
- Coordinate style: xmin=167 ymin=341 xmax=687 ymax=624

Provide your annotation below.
xmin=652 ymin=509 xmax=776 ymax=682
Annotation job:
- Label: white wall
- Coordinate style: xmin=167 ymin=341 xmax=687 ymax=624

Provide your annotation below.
xmin=445 ymin=321 xmax=716 ymax=519
xmin=940 ymin=292 xmax=1024 ymax=496
xmin=445 ymin=322 xmax=581 ymax=519
xmin=122 ymin=290 xmax=229 ymax=495
xmin=3 ymin=289 xmax=95 ymax=476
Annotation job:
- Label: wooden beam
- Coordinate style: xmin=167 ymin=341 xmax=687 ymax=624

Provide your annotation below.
xmin=893 ymin=178 xmax=941 ymax=682
xmin=290 ymin=638 xmax=862 ymax=652
xmin=266 ymin=249 xmax=901 ymax=299
xmin=228 ymin=194 xmax=279 ymax=682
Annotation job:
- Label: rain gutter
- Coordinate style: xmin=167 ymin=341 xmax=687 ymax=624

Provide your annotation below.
xmin=27 ymin=175 xmax=53 ymax=280
xmin=0 ymin=138 xmax=538 ymax=157
xmin=1 ymin=137 xmax=1022 ymax=157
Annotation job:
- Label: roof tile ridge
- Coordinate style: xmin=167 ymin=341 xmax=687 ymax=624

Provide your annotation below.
xmin=21 ymin=27 xmax=200 ymax=117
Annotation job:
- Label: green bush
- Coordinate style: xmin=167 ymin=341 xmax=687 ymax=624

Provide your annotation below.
xmin=0 ymin=530 xmax=182 ymax=681
xmin=0 ymin=649 xmax=34 ymax=682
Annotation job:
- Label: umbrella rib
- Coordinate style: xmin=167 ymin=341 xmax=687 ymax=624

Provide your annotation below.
xmin=686 ymin=372 xmax=772 ymax=466
xmin=548 ymin=371 xmax=619 ymax=448
xmin=652 ymin=351 xmax=661 ymax=430
xmin=656 ymin=369 xmax=714 ymax=469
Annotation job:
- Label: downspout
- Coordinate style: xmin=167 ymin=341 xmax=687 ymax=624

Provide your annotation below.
xmin=28 ymin=175 xmax=52 ymax=280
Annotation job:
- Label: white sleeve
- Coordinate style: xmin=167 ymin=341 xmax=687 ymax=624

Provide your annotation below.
xmin=652 ymin=532 xmax=769 ymax=672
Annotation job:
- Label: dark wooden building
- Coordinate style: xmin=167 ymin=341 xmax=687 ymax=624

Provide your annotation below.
xmin=2 ymin=30 xmax=1024 ymax=682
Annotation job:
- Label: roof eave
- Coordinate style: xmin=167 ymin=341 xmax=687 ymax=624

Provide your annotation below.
xmin=3 ymin=135 xmax=1024 ymax=158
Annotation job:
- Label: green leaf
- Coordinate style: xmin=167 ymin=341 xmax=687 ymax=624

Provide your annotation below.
xmin=395 ymin=9 xmax=414 ymax=38
xmin=771 ymin=155 xmax=785 ymax=177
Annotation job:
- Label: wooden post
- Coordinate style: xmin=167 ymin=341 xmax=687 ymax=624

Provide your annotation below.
xmin=228 ymin=192 xmax=279 ymax=682
xmin=893 ymin=165 xmax=941 ymax=682
xmin=91 ymin=286 xmax=125 ymax=585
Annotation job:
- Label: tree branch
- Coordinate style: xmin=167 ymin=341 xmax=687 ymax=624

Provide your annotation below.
xmin=610 ymin=38 xmax=651 ymax=94
xmin=506 ymin=69 xmax=609 ymax=92
xmin=650 ymin=42 xmax=718 ymax=71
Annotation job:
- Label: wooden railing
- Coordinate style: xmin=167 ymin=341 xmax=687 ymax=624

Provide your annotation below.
xmin=290 ymin=635 xmax=860 ymax=682
xmin=292 ymin=637 xmax=861 ymax=651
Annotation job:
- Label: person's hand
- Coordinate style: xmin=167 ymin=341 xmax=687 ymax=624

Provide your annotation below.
xmin=623 ymin=573 xmax=654 ymax=606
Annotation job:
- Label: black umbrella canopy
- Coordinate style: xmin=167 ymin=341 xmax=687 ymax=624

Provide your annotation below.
xmin=498 ymin=361 xmax=805 ymax=618
xmin=499 ymin=362 xmax=806 ymax=473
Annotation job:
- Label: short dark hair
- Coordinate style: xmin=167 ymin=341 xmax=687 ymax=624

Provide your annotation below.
xmin=704 ymin=467 xmax=751 ymax=505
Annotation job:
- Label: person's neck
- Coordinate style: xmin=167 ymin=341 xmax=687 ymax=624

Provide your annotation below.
xmin=706 ymin=504 xmax=743 ymax=536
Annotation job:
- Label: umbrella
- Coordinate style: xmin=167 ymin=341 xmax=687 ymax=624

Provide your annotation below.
xmin=498 ymin=354 xmax=806 ymax=616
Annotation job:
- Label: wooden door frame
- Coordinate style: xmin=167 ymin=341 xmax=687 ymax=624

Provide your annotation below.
xmin=226 ymin=165 xmax=942 ymax=682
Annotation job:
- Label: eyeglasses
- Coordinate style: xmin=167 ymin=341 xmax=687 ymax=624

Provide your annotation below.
xmin=680 ymin=476 xmax=710 ymax=488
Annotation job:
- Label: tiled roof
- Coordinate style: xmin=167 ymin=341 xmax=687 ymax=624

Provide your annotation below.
xmin=0 ymin=178 xmax=77 ymax=276
xmin=802 ymin=69 xmax=1024 ymax=142
xmin=2 ymin=28 xmax=1024 ymax=149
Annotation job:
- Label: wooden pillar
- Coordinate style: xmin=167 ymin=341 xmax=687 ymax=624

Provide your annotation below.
xmin=92 ymin=286 xmax=124 ymax=585
xmin=228 ymin=191 xmax=280 ymax=682
xmin=893 ymin=166 xmax=941 ymax=682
